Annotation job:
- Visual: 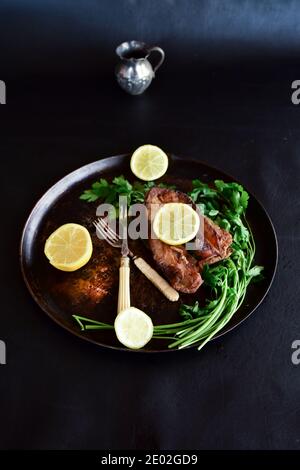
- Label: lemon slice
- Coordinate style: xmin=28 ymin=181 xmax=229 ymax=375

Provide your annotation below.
xmin=44 ymin=223 xmax=93 ymax=271
xmin=114 ymin=307 xmax=153 ymax=349
xmin=130 ymin=144 xmax=168 ymax=181
xmin=153 ymin=203 xmax=200 ymax=246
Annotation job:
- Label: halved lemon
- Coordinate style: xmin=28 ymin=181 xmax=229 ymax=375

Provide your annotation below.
xmin=153 ymin=203 xmax=200 ymax=246
xmin=130 ymin=144 xmax=168 ymax=181
xmin=44 ymin=223 xmax=93 ymax=271
xmin=114 ymin=307 xmax=153 ymax=349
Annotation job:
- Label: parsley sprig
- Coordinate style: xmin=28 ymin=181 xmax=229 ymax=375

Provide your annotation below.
xmin=80 ymin=175 xmax=174 ymax=216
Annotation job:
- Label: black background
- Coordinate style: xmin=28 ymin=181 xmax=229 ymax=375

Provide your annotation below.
xmin=0 ymin=0 xmax=300 ymax=450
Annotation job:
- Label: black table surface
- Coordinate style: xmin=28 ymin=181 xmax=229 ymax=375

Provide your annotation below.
xmin=0 ymin=63 xmax=299 ymax=450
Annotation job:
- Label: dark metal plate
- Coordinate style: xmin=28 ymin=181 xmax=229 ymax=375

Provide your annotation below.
xmin=20 ymin=154 xmax=278 ymax=352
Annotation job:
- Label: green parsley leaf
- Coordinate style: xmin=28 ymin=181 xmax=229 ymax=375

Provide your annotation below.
xmin=79 ymin=175 xmax=174 ymax=215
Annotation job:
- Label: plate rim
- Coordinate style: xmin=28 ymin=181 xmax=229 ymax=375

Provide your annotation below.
xmin=20 ymin=154 xmax=278 ymax=353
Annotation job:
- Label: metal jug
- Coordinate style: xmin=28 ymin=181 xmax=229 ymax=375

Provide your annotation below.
xmin=115 ymin=40 xmax=165 ymax=95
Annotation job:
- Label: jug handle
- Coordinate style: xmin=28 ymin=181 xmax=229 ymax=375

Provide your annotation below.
xmin=148 ymin=46 xmax=165 ymax=74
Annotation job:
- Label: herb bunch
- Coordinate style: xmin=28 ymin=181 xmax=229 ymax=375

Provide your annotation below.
xmin=80 ymin=175 xmax=174 ymax=216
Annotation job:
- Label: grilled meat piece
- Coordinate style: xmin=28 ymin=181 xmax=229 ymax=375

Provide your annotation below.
xmin=145 ymin=187 xmax=233 ymax=292
xmin=146 ymin=187 xmax=193 ymax=207
xmin=147 ymin=239 xmax=203 ymax=293
xmin=196 ymin=216 xmax=233 ymax=270
xmin=145 ymin=187 xmax=203 ymax=293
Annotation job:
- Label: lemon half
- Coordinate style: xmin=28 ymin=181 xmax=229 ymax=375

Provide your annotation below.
xmin=44 ymin=223 xmax=93 ymax=271
xmin=153 ymin=203 xmax=200 ymax=246
xmin=114 ymin=307 xmax=153 ymax=349
xmin=130 ymin=144 xmax=168 ymax=181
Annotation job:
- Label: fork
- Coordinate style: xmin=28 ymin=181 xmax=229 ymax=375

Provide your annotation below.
xmin=93 ymin=218 xmax=179 ymax=302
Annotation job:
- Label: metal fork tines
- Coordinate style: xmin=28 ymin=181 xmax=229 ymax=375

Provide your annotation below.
xmin=93 ymin=218 xmax=129 ymax=251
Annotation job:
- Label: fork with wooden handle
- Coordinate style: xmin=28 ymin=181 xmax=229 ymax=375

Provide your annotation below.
xmin=93 ymin=218 xmax=179 ymax=303
xmin=117 ymin=201 xmax=131 ymax=314
xmin=117 ymin=255 xmax=130 ymax=314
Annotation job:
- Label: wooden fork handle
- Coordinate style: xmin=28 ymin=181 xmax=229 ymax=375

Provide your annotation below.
xmin=117 ymin=256 xmax=131 ymax=314
xmin=133 ymin=257 xmax=179 ymax=302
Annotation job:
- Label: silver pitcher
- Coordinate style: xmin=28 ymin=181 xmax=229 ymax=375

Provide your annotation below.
xmin=115 ymin=40 xmax=165 ymax=95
